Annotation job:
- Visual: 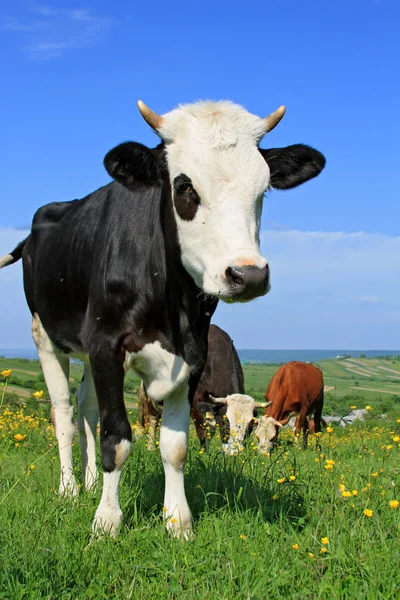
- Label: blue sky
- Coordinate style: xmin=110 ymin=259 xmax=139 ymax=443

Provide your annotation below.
xmin=0 ymin=0 xmax=399 ymax=349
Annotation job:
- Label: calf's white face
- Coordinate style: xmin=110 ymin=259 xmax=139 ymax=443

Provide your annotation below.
xmin=138 ymin=100 xmax=326 ymax=303
xmin=254 ymin=415 xmax=283 ymax=452
xmin=162 ymin=103 xmax=269 ymax=301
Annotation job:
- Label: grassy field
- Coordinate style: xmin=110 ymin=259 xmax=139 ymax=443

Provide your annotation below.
xmin=1 ymin=358 xmax=400 ymax=599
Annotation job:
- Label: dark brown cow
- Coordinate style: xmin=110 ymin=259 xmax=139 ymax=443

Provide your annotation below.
xmin=138 ymin=324 xmax=266 ymax=453
xmin=254 ymin=361 xmax=324 ymax=451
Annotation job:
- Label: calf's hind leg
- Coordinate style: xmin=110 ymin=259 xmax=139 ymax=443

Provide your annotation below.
xmin=77 ymin=364 xmax=99 ymax=491
xmin=32 ymin=314 xmax=78 ymax=497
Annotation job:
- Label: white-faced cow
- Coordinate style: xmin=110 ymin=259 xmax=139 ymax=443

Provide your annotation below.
xmin=138 ymin=323 xmax=267 ymax=453
xmin=0 ymin=100 xmax=325 ymax=539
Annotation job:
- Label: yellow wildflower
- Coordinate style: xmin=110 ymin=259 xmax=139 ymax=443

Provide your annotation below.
xmin=320 ymin=547 xmax=328 ymax=554
xmin=339 ymin=483 xmax=346 ymax=492
xmin=277 ymin=478 xmax=286 ymax=484
xmin=272 ymin=494 xmax=279 ymax=501
xmin=13 ymin=434 xmax=26 ymax=442
xmin=308 ymin=553 xmax=314 ymax=559
xmin=326 ymin=459 xmax=335 ymax=465
xmin=324 ymin=464 xmax=334 ymax=470
xmin=15 ymin=443 xmax=20 ymax=448
xmin=170 ymin=518 xmax=177 ymax=524
xmin=389 ymin=500 xmax=399 ymax=509
xmin=364 ymin=509 xmax=373 ymax=517
xmin=365 ymin=405 xmax=372 ymax=411
xmin=33 ymin=390 xmax=44 ymax=399
xmin=321 ymin=537 xmax=329 ymax=545
xmin=371 ymin=472 xmax=378 ymax=477
xmin=352 ymin=490 xmax=358 ymax=496
xmin=387 ymin=445 xmax=393 ymax=450
xmin=1 ymin=369 xmax=12 ymax=378
xmin=292 ymin=544 xmax=299 ymax=550
xmin=289 ymin=475 xmax=296 ymax=481
xmin=240 ymin=534 xmax=247 ymax=540
xmin=326 ymin=426 xmax=333 ymax=433
xmin=351 ymin=405 xmax=357 ymax=409
xmin=29 ymin=464 xmax=35 ymax=470
xmin=342 ymin=491 xmax=352 ymax=498
xmin=393 ymin=436 xmax=400 ymax=443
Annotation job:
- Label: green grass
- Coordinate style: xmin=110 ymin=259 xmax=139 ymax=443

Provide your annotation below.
xmin=1 ymin=358 xmax=400 ymax=598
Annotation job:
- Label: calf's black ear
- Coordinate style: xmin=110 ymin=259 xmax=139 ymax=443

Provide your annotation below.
xmin=260 ymin=144 xmax=326 ymax=190
xmin=104 ymin=142 xmax=162 ymax=189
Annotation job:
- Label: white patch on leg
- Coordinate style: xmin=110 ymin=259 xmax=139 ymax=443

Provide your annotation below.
xmin=125 ymin=342 xmax=193 ymax=538
xmin=125 ymin=341 xmax=192 ymax=401
xmin=114 ymin=439 xmax=131 ymax=469
xmin=77 ymin=364 xmax=99 ymax=491
xmin=160 ymin=388 xmax=192 ymax=540
xmin=93 ymin=470 xmax=123 ymax=537
xmin=32 ymin=314 xmax=78 ymax=497
xmin=93 ymin=439 xmax=131 ymax=536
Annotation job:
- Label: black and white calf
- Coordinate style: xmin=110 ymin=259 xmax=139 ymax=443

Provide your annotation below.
xmin=0 ymin=99 xmax=325 ymax=538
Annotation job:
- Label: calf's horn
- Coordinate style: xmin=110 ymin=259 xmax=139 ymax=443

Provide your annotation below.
xmin=137 ymin=100 xmax=164 ymax=131
xmin=209 ymin=395 xmax=227 ymax=405
xmin=264 ymin=106 xmax=286 ymax=133
xmin=255 ymin=400 xmax=273 ymax=409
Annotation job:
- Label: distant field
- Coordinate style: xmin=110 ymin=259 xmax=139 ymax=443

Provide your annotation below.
xmin=241 ymin=357 xmax=400 ymax=417
xmin=1 ymin=355 xmax=400 ymax=419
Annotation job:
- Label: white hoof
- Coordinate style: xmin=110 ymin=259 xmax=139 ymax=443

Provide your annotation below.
xmin=84 ymin=470 xmax=98 ymax=493
xmin=92 ymin=507 xmax=122 ymax=537
xmin=58 ymin=478 xmax=79 ymax=498
xmin=164 ymin=511 xmax=193 ymax=540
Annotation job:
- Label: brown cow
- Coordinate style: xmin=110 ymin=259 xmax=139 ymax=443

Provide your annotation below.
xmin=254 ymin=361 xmax=324 ymax=451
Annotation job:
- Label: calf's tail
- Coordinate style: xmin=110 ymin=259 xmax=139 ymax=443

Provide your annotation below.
xmin=0 ymin=237 xmax=29 ymax=269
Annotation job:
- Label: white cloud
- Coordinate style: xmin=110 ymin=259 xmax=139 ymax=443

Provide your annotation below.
xmin=1 ymin=227 xmax=399 ymax=350
xmin=356 ymin=296 xmax=382 ymax=304
xmin=2 ymin=7 xmax=114 ymax=60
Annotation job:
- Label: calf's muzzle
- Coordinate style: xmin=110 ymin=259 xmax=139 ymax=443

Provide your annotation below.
xmin=225 ymin=264 xmax=269 ymax=300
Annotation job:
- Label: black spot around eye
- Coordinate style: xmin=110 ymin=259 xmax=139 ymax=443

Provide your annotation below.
xmin=173 ymin=174 xmax=200 ymax=221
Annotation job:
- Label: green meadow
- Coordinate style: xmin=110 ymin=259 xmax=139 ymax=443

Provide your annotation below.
xmin=1 ymin=356 xmax=400 ymax=599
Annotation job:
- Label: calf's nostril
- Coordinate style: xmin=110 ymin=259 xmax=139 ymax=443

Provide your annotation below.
xmin=225 ymin=266 xmax=245 ymax=286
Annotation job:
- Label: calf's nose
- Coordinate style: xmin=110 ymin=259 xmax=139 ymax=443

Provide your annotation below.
xmin=225 ymin=264 xmax=270 ymax=300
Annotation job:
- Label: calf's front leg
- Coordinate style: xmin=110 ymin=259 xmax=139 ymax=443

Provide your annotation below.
xmin=160 ymin=385 xmax=192 ymax=539
xmin=90 ymin=353 xmax=132 ymax=536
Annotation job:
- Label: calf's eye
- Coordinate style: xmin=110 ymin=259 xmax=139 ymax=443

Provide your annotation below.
xmin=173 ymin=174 xmax=201 ymax=221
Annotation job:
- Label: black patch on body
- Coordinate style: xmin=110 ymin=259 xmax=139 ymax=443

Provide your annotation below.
xmin=20 ymin=140 xmax=217 ymax=472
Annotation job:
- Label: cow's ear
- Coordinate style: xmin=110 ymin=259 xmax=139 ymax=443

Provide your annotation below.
xmin=104 ymin=142 xmax=162 ymax=189
xmin=260 ymin=144 xmax=326 ymax=190
xmin=196 ymin=402 xmax=215 ymax=415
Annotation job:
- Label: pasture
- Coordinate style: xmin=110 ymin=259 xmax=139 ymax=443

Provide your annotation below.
xmin=1 ymin=359 xmax=400 ymax=599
